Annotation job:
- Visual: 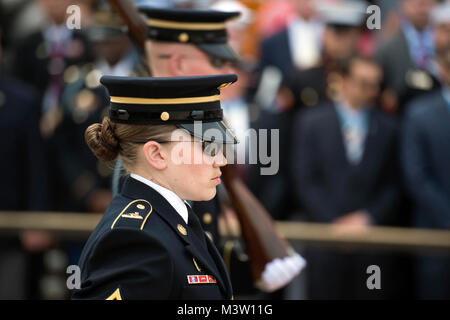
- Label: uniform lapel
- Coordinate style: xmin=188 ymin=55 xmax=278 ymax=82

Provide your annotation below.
xmin=358 ymin=110 xmax=378 ymax=170
xmin=205 ymin=236 xmax=233 ymax=299
xmin=184 ymin=239 xmax=228 ymax=297
xmin=121 ymin=176 xmax=229 ymax=297
xmin=330 ymin=104 xmax=349 ymax=167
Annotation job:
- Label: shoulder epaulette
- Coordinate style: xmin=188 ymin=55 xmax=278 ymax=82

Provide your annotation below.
xmin=111 ymin=199 xmax=153 ymax=230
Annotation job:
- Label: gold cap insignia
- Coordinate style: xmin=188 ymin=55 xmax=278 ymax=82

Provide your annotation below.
xmin=160 ymin=111 xmax=170 ymax=121
xmin=177 ymin=224 xmax=187 ymax=236
xmin=178 ymin=32 xmax=189 ymax=43
xmin=137 ymin=204 xmax=145 ymax=210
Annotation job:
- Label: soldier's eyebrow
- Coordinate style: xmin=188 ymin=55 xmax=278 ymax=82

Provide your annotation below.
xmin=157 ymin=54 xmax=172 ymax=59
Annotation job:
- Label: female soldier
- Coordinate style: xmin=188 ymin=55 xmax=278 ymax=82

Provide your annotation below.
xmin=72 ymin=74 xmax=238 ymax=300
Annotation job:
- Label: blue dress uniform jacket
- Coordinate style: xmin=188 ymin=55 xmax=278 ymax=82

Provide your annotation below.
xmin=72 ymin=176 xmax=233 ymax=300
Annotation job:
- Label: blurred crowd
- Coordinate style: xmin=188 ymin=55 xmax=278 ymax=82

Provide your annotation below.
xmin=0 ymin=0 xmax=449 ymax=299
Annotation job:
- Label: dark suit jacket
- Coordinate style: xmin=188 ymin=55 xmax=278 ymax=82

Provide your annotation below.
xmin=401 ymin=91 xmax=450 ymax=229
xmin=291 ymin=103 xmax=400 ymax=224
xmin=72 ymin=176 xmax=232 ymax=300
xmin=258 ymin=28 xmax=293 ymax=80
xmin=0 ymin=77 xmax=47 ymax=211
xmin=12 ymin=29 xmax=93 ymax=99
xmin=375 ymin=31 xmax=440 ymax=113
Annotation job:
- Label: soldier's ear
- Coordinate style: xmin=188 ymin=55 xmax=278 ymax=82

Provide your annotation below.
xmin=142 ymin=141 xmax=167 ymax=170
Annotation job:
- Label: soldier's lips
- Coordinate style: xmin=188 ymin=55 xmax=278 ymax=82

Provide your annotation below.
xmin=211 ymin=173 xmax=222 ymax=184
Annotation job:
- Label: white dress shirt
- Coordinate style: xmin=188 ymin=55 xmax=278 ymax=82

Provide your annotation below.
xmin=287 ymin=18 xmax=323 ymax=70
xmin=335 ymin=101 xmax=369 ymax=165
xmin=130 ymin=173 xmax=188 ymax=224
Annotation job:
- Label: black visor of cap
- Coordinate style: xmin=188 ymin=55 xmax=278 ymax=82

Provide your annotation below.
xmin=177 ymin=120 xmax=238 ymax=144
xmin=138 ymin=7 xmax=240 ymax=24
xmin=197 ymin=43 xmax=239 ymax=62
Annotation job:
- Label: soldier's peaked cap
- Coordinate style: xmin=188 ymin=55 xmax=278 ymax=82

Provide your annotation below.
xmin=138 ymin=6 xmax=240 ymax=61
xmin=101 ymin=74 xmax=238 ymax=144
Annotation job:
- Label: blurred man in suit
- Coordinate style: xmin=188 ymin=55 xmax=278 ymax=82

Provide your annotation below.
xmin=12 ymin=0 xmax=93 ymax=123
xmin=291 ymin=55 xmax=401 ymax=299
xmin=375 ymin=0 xmax=440 ymax=115
xmin=12 ymin=0 xmax=94 ymax=212
xmin=0 ymin=29 xmax=50 ymax=299
xmin=400 ymin=2 xmax=450 ymax=299
xmin=55 ymin=3 xmax=145 ymax=214
xmin=256 ymin=0 xmax=321 ymax=81
xmin=249 ymin=0 xmax=366 ymax=221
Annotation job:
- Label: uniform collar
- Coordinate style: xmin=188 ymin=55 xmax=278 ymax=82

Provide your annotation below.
xmin=130 ymin=173 xmax=188 ymax=224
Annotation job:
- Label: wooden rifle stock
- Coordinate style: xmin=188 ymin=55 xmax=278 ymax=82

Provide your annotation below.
xmin=107 ymin=0 xmax=147 ymax=50
xmin=221 ymin=165 xmax=290 ymax=282
xmin=107 ymin=0 xmax=291 ymax=283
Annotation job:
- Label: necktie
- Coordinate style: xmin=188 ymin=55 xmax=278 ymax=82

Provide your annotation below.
xmin=186 ymin=204 xmax=207 ymax=249
xmin=344 ymin=125 xmax=364 ymax=164
xmin=417 ymin=36 xmax=429 ymax=69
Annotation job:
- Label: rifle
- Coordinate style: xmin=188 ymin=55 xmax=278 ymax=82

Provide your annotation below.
xmin=107 ymin=0 xmax=291 ymax=284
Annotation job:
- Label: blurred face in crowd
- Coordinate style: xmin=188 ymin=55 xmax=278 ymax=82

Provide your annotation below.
xmin=342 ymin=59 xmax=382 ymax=109
xmin=293 ymin=0 xmax=317 ymax=20
xmin=322 ymin=26 xmax=360 ymax=61
xmin=93 ymin=35 xmax=132 ymax=67
xmin=402 ymin=0 xmax=436 ymax=30
xmin=145 ymin=41 xmax=235 ymax=77
xmin=37 ymin=0 xmax=72 ymax=25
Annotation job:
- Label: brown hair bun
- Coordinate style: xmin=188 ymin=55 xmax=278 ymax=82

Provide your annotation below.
xmin=85 ymin=117 xmax=120 ymax=162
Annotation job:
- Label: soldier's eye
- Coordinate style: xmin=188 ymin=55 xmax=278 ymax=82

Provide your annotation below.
xmin=209 ymin=57 xmax=226 ymax=69
xmin=202 ymin=141 xmax=222 ymax=157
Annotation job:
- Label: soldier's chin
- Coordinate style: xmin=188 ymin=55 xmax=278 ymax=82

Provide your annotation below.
xmin=190 ymin=188 xmax=217 ymax=202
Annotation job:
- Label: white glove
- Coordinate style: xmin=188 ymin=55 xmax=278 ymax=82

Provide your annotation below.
xmin=256 ymin=253 xmax=307 ymax=292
